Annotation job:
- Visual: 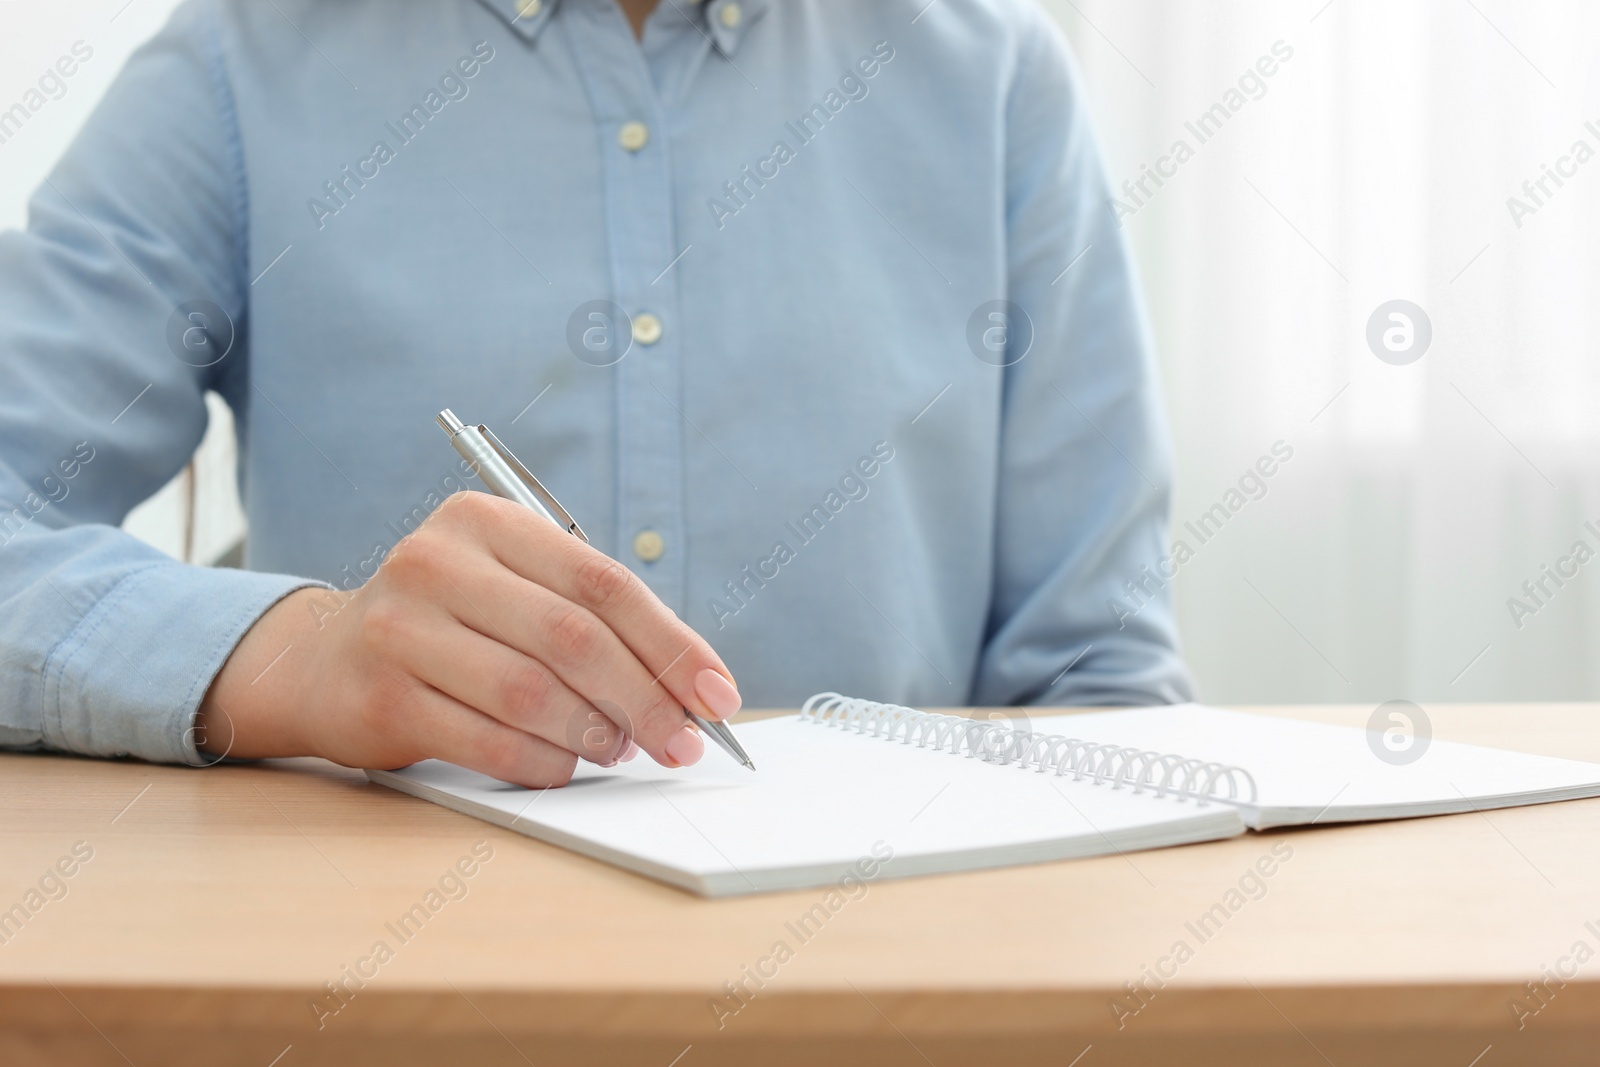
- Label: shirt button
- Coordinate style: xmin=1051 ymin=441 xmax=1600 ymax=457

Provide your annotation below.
xmin=618 ymin=121 xmax=650 ymax=152
xmin=632 ymin=312 xmax=663 ymax=345
xmin=633 ymin=530 xmax=665 ymax=563
xmin=517 ymin=0 xmax=541 ymax=17
xmin=719 ymin=3 xmax=742 ymax=28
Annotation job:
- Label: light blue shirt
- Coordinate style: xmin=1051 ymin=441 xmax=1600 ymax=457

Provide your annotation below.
xmin=0 ymin=0 xmax=1192 ymax=766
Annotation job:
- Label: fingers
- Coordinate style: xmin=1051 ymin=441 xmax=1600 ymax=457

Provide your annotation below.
xmin=393 ymin=608 xmax=627 ymax=766
xmin=383 ymin=680 xmax=582 ymax=789
xmin=452 ymin=494 xmax=741 ymax=722
xmin=448 ymin=558 xmax=706 ymax=769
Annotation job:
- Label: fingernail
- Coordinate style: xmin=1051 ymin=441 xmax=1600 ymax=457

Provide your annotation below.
xmin=619 ymin=739 xmax=638 ymax=763
xmin=695 ymin=668 xmax=742 ymax=720
xmin=665 ymin=724 xmax=704 ymax=767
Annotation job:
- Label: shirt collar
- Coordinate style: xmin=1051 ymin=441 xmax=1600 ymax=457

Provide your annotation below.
xmin=472 ymin=0 xmax=767 ymax=56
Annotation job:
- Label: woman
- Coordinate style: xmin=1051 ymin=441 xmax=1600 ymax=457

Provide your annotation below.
xmin=0 ymin=0 xmax=1191 ymax=786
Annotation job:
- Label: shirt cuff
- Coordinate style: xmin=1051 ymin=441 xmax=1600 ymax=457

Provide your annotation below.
xmin=45 ymin=564 xmax=328 ymax=766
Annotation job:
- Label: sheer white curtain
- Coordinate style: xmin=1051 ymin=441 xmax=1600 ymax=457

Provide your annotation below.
xmin=1047 ymin=0 xmax=1600 ymax=703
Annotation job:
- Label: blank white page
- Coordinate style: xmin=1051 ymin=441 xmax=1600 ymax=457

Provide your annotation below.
xmin=370 ymin=714 xmax=1243 ymax=896
xmin=1025 ymin=705 xmax=1600 ymax=829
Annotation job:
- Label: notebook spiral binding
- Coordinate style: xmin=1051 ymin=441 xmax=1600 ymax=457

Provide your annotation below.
xmin=800 ymin=693 xmax=1258 ymax=806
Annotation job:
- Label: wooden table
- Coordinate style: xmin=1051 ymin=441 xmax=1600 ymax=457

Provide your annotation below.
xmin=4 ymin=703 xmax=1600 ymax=1066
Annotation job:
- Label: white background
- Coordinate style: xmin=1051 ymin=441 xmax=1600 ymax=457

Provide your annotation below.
xmin=3 ymin=0 xmax=1597 ymax=706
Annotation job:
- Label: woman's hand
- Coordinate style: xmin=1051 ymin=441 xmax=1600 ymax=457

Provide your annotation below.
xmin=194 ymin=491 xmax=742 ymax=787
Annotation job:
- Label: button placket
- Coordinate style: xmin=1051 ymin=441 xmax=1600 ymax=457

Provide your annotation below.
xmin=560 ymin=9 xmax=690 ymax=609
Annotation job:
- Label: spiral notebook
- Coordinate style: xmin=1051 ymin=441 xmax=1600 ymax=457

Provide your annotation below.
xmin=368 ymin=694 xmax=1600 ymax=897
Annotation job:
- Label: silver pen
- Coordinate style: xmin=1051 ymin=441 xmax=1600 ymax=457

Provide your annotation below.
xmin=435 ymin=409 xmax=755 ymax=771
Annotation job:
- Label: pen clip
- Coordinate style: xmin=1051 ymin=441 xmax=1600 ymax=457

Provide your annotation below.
xmin=477 ymin=425 xmax=589 ymax=544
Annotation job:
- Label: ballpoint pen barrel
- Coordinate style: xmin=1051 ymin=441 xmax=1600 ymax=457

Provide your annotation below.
xmin=441 ymin=417 xmax=559 ymax=525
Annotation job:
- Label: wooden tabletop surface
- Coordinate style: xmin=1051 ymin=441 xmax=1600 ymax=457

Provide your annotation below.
xmin=4 ymin=703 xmax=1600 ymax=1067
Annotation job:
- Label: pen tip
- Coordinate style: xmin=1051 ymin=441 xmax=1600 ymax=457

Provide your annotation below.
xmin=743 ymin=759 xmax=757 ymax=771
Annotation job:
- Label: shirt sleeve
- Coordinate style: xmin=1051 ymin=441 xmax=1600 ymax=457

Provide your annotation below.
xmin=0 ymin=1 xmax=320 ymax=765
xmin=972 ymin=13 xmax=1197 ymax=707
